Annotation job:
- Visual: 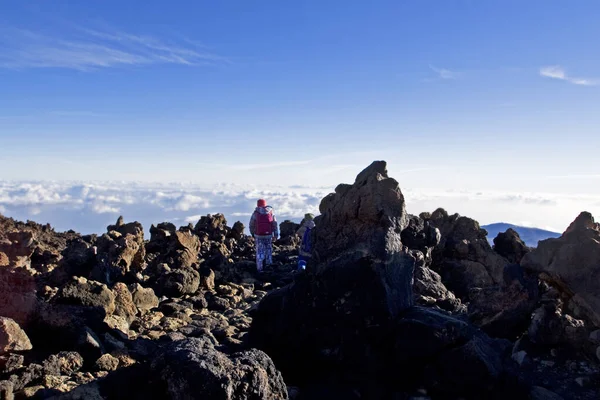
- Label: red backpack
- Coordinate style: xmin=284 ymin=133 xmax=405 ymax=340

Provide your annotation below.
xmin=255 ymin=210 xmax=274 ymax=235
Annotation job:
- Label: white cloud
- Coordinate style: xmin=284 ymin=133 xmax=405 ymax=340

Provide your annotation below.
xmin=184 ymin=215 xmax=203 ymax=223
xmin=0 ymin=181 xmax=328 ymax=234
xmin=0 ymin=26 xmax=227 ymax=71
xmin=539 ymin=65 xmax=598 ymax=86
xmin=0 ymin=181 xmax=597 ymax=236
xmin=172 ymin=194 xmax=210 ymax=212
xmin=429 ymin=64 xmax=457 ymax=80
xmin=91 ymin=203 xmax=121 ymax=214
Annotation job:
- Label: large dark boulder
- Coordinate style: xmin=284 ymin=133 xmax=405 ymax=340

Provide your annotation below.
xmin=279 ymin=221 xmax=300 ymax=240
xmin=493 ymin=228 xmax=530 ymax=264
xmin=230 ymin=221 xmax=245 ymax=241
xmin=392 ymin=307 xmax=525 ymax=398
xmin=249 ymin=162 xmax=421 ymax=395
xmin=249 ymin=162 xmax=536 ymax=399
xmin=468 ymin=264 xmax=540 ymax=339
xmin=151 ymin=337 xmax=288 ymax=399
xmin=49 ymin=236 xmax=98 ymax=286
xmin=426 ymin=209 xmax=509 ymax=300
xmin=521 ymin=212 xmax=600 ymax=327
xmin=54 ymin=277 xmax=116 ymax=316
xmin=311 ymin=161 xmax=417 ymax=317
xmin=413 ymin=261 xmax=464 ymax=313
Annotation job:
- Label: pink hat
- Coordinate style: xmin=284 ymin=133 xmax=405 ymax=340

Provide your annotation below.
xmin=257 ymin=199 xmax=267 ymax=207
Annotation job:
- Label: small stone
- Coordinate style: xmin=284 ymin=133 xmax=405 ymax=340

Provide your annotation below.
xmin=512 ymin=350 xmax=528 ymax=366
xmin=288 ymin=386 xmax=300 ymax=400
xmin=94 ymin=354 xmax=119 ymax=372
xmin=18 ymin=385 xmax=44 ymax=398
xmin=529 ymin=386 xmax=565 ymax=400
xmin=104 ymin=314 xmax=130 ymax=335
xmin=43 ymin=351 xmax=84 ymax=376
xmin=103 ymin=333 xmax=126 ymax=352
xmin=540 ymin=360 xmax=555 ymax=368
xmin=0 ymin=380 xmax=14 ymax=400
xmin=42 ymin=374 xmax=68 ymax=389
xmin=589 ymin=329 xmax=600 ymax=343
xmin=596 ymin=346 xmax=600 ymax=362
xmin=130 ymin=283 xmax=159 ymax=311
xmin=0 ymin=354 xmax=24 ymax=374
xmin=575 ymin=377 xmax=590 ymax=387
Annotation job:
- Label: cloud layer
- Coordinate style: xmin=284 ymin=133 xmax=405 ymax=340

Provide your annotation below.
xmin=0 ymin=26 xmax=226 ymax=71
xmin=0 ymin=181 xmax=597 ymax=236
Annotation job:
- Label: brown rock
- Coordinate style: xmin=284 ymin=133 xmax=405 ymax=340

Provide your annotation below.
xmin=0 ymin=354 xmax=24 ymax=374
xmin=0 ymin=265 xmax=38 ymax=326
xmin=0 ymin=317 xmax=32 ymax=354
xmin=94 ymin=354 xmax=119 ymax=372
xmin=0 ymin=232 xmax=36 ymax=267
xmin=54 ymin=277 xmax=116 ymax=316
xmin=130 ymin=283 xmax=159 ymax=311
xmin=0 ymin=380 xmax=13 ymax=400
xmin=43 ymin=351 xmax=84 ymax=376
xmin=173 ymin=231 xmax=200 ymax=268
xmin=0 ymin=252 xmax=8 ymax=267
xmin=194 ymin=214 xmax=230 ymax=241
xmin=156 ymin=267 xmax=200 ymax=298
xmin=92 ymin=217 xmax=146 ymax=281
xmin=112 ymin=283 xmax=137 ymax=323
xmin=200 ymin=267 xmax=216 ymax=292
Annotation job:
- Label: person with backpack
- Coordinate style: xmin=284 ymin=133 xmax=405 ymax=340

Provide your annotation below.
xmin=249 ymin=199 xmax=279 ymax=272
xmin=296 ymin=213 xmax=315 ymax=271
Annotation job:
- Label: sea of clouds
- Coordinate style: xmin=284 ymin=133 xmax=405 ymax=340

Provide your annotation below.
xmin=0 ymin=180 xmax=598 ymax=236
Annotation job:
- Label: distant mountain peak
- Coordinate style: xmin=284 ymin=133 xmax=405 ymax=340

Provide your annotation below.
xmin=481 ymin=223 xmax=561 ymax=248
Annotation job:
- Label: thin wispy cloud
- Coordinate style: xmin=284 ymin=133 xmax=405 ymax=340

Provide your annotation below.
xmin=429 ymin=64 xmax=457 ymax=80
xmin=0 ymin=26 xmax=228 ymax=71
xmin=539 ymin=65 xmax=597 ymax=86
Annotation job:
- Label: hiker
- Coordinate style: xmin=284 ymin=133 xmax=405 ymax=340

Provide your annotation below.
xmin=296 ymin=213 xmax=315 ymax=270
xmin=249 ymin=199 xmax=279 ymax=272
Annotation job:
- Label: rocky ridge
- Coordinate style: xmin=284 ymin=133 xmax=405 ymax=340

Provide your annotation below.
xmin=0 ymin=161 xmax=598 ymax=400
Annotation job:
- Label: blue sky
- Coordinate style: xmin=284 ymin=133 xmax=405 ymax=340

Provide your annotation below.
xmin=1 ymin=1 xmax=599 ymax=213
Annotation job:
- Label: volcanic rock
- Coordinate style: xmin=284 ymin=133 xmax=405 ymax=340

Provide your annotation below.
xmin=426 ymin=209 xmax=509 ymax=300
xmin=151 ymin=336 xmax=288 ymax=400
xmin=0 ymin=317 xmax=32 ymax=354
xmin=521 ymin=212 xmax=600 ymax=327
xmin=493 ymin=228 xmax=530 ymax=264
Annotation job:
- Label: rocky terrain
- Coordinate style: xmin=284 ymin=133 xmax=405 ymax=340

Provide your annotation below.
xmin=0 ymin=161 xmax=599 ymax=400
